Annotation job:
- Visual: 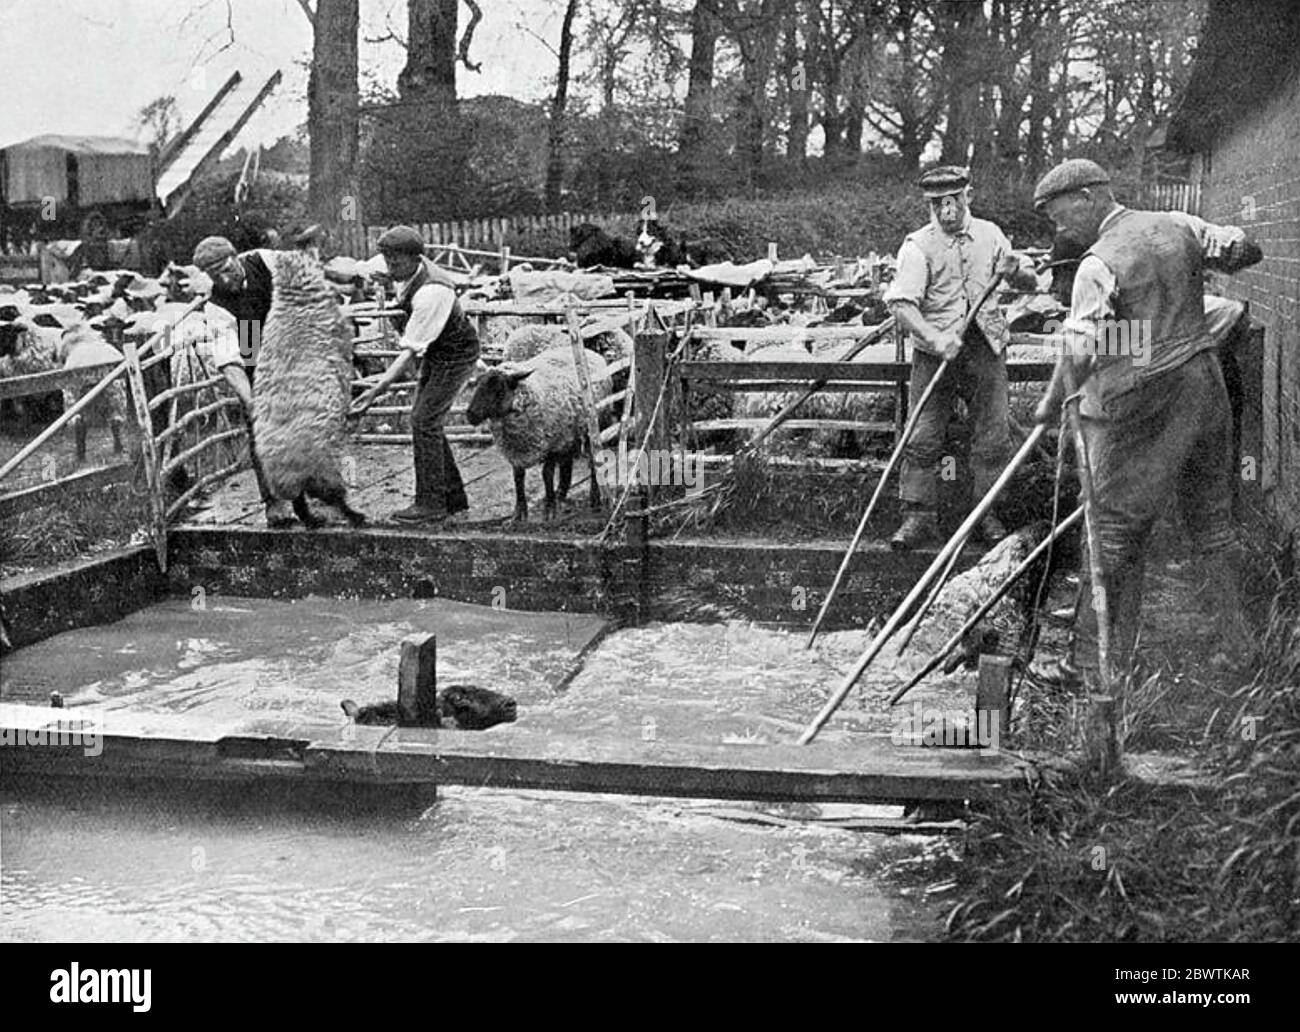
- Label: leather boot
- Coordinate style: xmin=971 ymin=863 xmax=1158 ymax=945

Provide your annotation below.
xmin=891 ymin=511 xmax=939 ymax=551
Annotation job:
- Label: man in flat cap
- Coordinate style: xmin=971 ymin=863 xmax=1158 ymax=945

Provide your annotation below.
xmin=1032 ymin=157 xmax=1263 ymax=683
xmin=351 ymin=226 xmax=481 ymax=524
xmin=883 ymin=165 xmax=1038 ymax=549
xmin=192 ymin=235 xmax=292 ymax=526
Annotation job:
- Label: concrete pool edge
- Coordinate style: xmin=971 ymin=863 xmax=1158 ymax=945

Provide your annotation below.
xmin=3 ymin=527 xmax=946 ymax=649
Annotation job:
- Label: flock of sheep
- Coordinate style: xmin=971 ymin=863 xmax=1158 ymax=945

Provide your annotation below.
xmin=1 ymin=246 xmax=904 ymax=524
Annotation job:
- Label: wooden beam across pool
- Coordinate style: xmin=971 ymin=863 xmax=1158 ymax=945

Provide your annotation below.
xmin=0 ymin=703 xmax=1025 ymax=804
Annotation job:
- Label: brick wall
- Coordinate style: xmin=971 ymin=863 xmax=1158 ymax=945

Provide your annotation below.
xmin=1198 ymin=67 xmax=1300 ymax=531
xmin=162 ymin=527 xmax=935 ymax=632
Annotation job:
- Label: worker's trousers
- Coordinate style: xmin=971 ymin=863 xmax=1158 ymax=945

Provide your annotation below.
xmin=899 ymin=338 xmax=1010 ymax=512
xmin=1071 ymin=350 xmax=1238 ymax=678
xmin=412 ymin=340 xmax=480 ymax=514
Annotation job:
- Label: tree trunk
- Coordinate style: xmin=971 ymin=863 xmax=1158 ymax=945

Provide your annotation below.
xmin=732 ymin=0 xmax=782 ymax=191
xmin=1023 ymin=30 xmax=1054 ymax=176
xmin=399 ymin=0 xmax=458 ymax=107
xmin=937 ymin=0 xmax=983 ymax=166
xmin=544 ymin=0 xmax=579 ymax=213
xmin=783 ymin=14 xmax=808 ymax=165
xmin=679 ymin=0 xmax=720 ymax=194
xmin=308 ymin=0 xmax=360 ymax=234
xmin=844 ymin=94 xmax=865 ymax=155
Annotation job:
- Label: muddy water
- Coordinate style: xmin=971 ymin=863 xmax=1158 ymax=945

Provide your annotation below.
xmin=0 ymin=597 xmax=951 ymax=941
xmin=0 ymin=782 xmax=936 ymax=942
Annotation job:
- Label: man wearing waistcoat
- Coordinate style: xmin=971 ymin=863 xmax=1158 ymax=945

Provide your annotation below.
xmin=884 ymin=165 xmax=1038 ymax=550
xmin=351 ymin=226 xmax=482 ymax=524
xmin=1032 ymin=158 xmax=1263 ymax=680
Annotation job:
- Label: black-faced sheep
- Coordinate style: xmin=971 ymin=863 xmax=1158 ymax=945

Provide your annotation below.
xmin=0 ymin=314 xmax=63 ymax=425
xmin=253 ymin=250 xmax=366 ymax=528
xmin=465 ymin=347 xmax=611 ymax=522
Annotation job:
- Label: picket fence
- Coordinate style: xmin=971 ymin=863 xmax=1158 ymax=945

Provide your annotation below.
xmin=336 ymin=210 xmax=641 ymax=260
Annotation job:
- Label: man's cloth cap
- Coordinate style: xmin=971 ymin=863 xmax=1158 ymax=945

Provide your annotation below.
xmin=1034 ymin=159 xmax=1111 ymax=209
xmin=193 ymin=236 xmax=237 ymax=272
xmin=918 ymin=166 xmax=970 ymax=198
xmin=376 ymin=225 xmax=426 ymax=255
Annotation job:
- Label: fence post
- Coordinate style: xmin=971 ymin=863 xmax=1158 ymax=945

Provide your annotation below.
xmin=122 ymin=337 xmax=168 ymax=572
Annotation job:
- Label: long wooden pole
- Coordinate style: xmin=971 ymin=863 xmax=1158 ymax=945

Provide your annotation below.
xmin=739 ymin=317 xmax=895 ymax=458
xmin=798 ymin=423 xmax=1047 ymax=744
xmin=893 ymin=533 xmax=968 ymax=657
xmin=806 ymin=275 xmax=1006 ymax=648
xmin=888 ymin=505 xmax=1084 ymax=706
xmin=805 ymin=354 xmax=950 ymax=648
xmin=1064 ymin=381 xmax=1118 ymax=776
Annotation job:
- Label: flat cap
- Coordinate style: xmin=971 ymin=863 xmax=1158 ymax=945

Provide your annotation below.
xmin=375 ymin=225 xmax=426 ymax=255
xmin=918 ymin=165 xmax=970 ymax=198
xmin=1033 ymin=159 xmax=1111 ymax=209
xmin=192 ymin=236 xmax=237 ymax=272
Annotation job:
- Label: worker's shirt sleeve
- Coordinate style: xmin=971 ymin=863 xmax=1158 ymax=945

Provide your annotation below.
xmin=398 ymin=283 xmax=456 ymax=359
xmin=881 ymin=238 xmax=928 ymax=309
xmin=204 ymin=305 xmax=245 ymax=370
xmin=1060 ymin=254 xmax=1117 ymax=357
xmin=1168 ymin=212 xmax=1245 ymax=258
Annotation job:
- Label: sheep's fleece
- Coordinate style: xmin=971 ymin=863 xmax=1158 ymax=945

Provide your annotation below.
xmin=490 ymin=348 xmax=610 ymax=470
xmin=253 ymin=251 xmax=353 ymax=500
xmin=501 ymin=322 xmax=632 ymax=366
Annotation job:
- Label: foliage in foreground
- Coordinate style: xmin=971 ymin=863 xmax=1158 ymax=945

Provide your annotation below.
xmin=890 ymin=535 xmax=1300 ymax=942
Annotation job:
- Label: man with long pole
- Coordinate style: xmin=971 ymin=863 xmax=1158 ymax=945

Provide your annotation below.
xmin=1031 ymin=159 xmax=1263 ymax=687
xmin=884 ymin=166 xmax=1038 ymax=550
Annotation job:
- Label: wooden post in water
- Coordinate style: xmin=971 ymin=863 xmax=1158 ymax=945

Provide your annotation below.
xmin=398 ymin=633 xmax=438 ymax=727
xmin=975 ymin=654 xmax=1012 ymax=749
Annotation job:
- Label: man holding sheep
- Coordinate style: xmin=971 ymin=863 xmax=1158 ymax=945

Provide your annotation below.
xmin=884 ymin=166 xmax=1038 ymax=550
xmin=192 ymin=235 xmax=292 ymax=528
xmin=351 ymin=226 xmax=482 ymax=524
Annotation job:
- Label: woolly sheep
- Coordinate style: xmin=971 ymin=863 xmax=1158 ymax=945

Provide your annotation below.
xmin=253 ymin=250 xmax=366 ymax=528
xmin=0 ymin=321 xmax=62 ymax=423
xmin=465 ymin=347 xmax=611 ymax=521
xmin=59 ymin=324 xmax=127 ymax=460
xmin=500 ymin=322 xmax=632 ymax=365
xmin=737 ymin=335 xmax=889 ymax=458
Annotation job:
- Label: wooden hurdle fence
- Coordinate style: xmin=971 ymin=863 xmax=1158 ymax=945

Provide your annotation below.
xmin=343 ymin=295 xmax=694 ymax=450
xmin=0 ymin=298 xmax=246 ymax=571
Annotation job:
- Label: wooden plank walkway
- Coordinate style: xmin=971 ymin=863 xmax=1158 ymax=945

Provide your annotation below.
xmin=0 ymin=703 xmax=1025 ymax=804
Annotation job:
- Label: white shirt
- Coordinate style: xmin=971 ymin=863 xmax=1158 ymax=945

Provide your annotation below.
xmin=395 ymin=280 xmax=457 ymax=359
xmin=883 ymin=212 xmax=1029 ymax=354
xmin=204 ymin=305 xmax=245 ymax=371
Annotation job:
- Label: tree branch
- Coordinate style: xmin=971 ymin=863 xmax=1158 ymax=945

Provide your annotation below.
xmin=459 ymin=0 xmax=483 ymax=73
xmin=295 ymin=0 xmax=315 ymax=27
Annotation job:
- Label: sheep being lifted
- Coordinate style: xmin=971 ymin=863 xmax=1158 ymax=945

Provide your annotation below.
xmin=465 ymin=345 xmax=611 ymax=522
xmin=253 ymin=250 xmax=366 ymax=528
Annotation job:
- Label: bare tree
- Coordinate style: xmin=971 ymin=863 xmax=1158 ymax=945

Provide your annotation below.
xmin=545 ymin=0 xmax=580 ymax=212
xmin=678 ymin=0 xmax=722 ymax=194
